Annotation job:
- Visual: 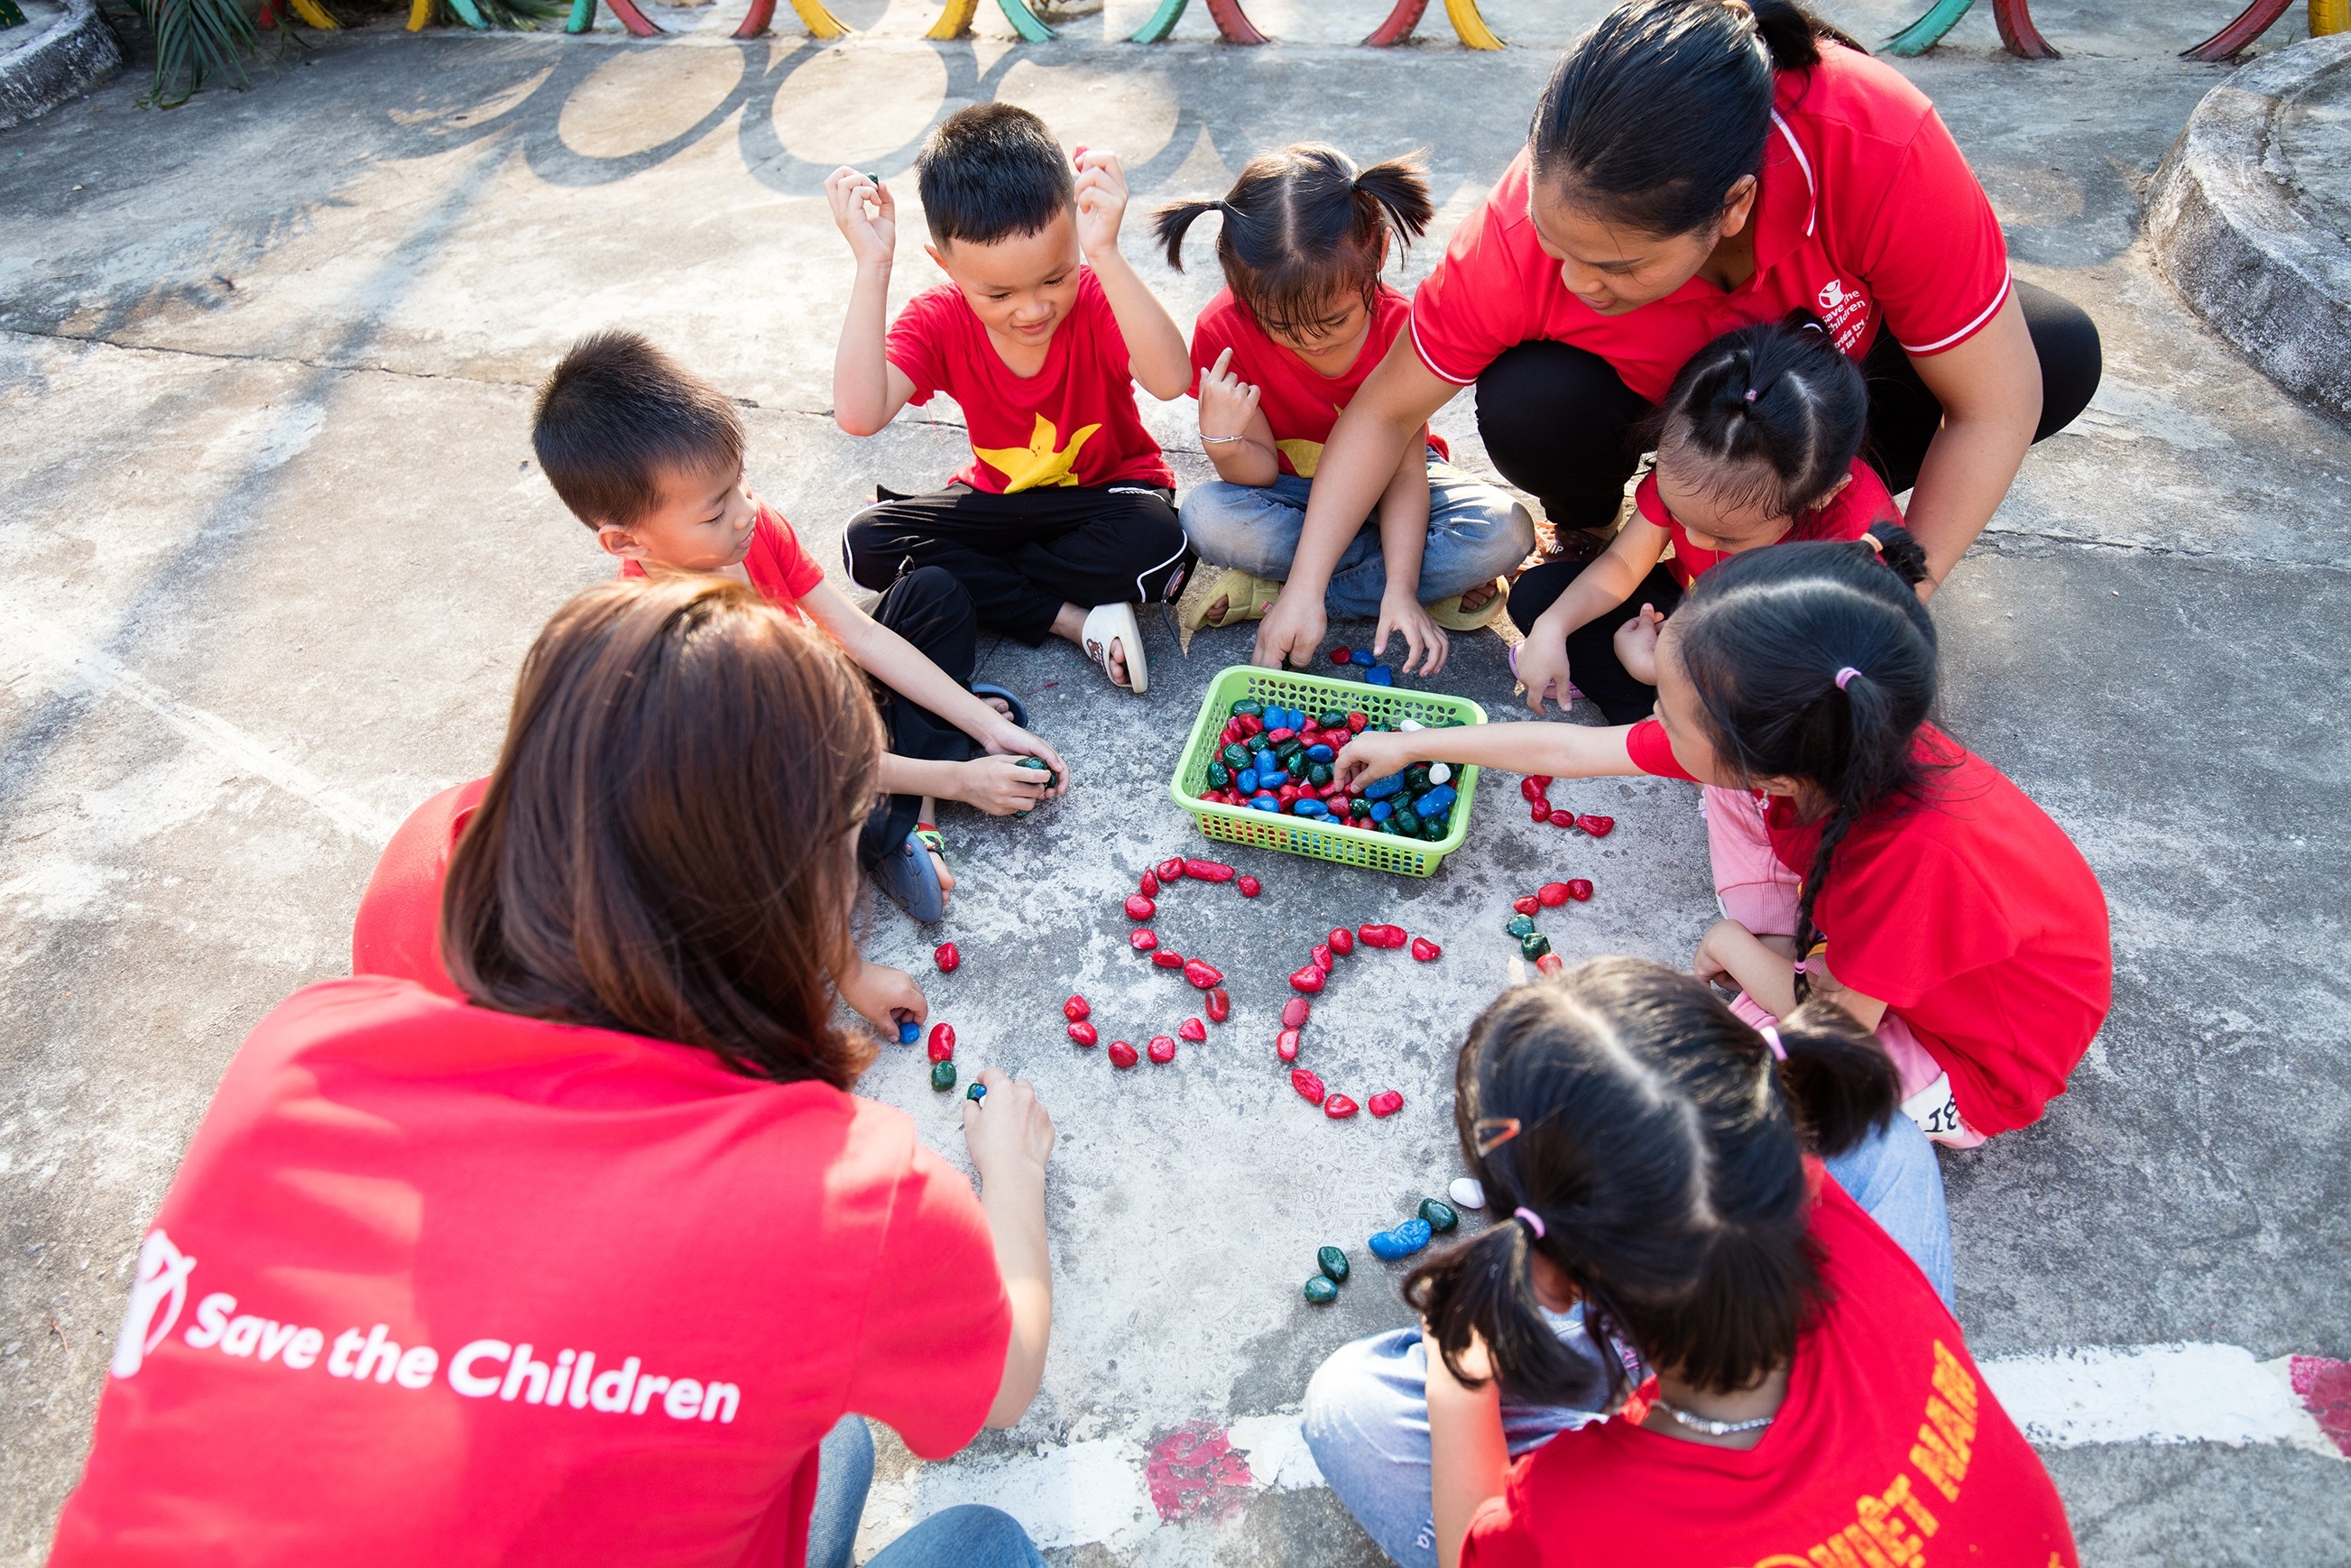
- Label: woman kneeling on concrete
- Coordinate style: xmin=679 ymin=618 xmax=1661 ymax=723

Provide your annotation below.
xmin=1303 ymin=960 xmax=2074 ymax=1568
xmin=52 ymin=577 xmax=1056 ymax=1568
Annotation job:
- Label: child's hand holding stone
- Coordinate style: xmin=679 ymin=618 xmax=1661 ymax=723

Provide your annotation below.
xmin=1072 ymin=147 xmax=1131 ymax=263
xmin=1614 ymin=602 xmax=1664 ymax=685
xmin=825 ymin=165 xmax=896 ymax=271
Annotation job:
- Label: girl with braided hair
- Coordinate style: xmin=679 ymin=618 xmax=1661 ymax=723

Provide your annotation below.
xmin=1305 ymin=961 xmax=2077 ymax=1568
xmin=1333 ymin=529 xmax=2112 ymax=1149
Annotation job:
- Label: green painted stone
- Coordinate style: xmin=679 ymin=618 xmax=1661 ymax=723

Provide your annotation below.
xmin=1404 ymin=765 xmax=1432 ymax=793
xmin=1308 ymin=762 xmax=1334 ymax=787
xmin=1507 ymin=914 xmax=1538 ymax=939
xmin=1231 ymin=699 xmax=1265 ymax=718
xmin=1206 ymin=761 xmax=1231 ymax=789
xmin=1377 ymin=820 xmax=1399 ymax=835
xmin=1319 ymin=711 xmax=1349 ymax=729
xmin=1317 ymin=1245 xmax=1351 ymax=1283
xmin=1277 ymin=741 xmax=1306 ymax=767
xmin=1518 ymin=931 xmax=1553 ymax=962
xmin=1012 ymin=754 xmax=1056 ymax=819
xmin=1222 ymin=742 xmax=1251 ymax=770
xmin=1394 ymin=807 xmax=1423 ymax=835
xmin=1422 ymin=814 xmax=1449 ymax=839
xmin=1303 ymin=1275 xmax=1339 ymax=1305
xmin=930 ymin=1059 xmax=957 ymax=1092
xmin=1418 ymin=1198 xmax=1459 ymax=1233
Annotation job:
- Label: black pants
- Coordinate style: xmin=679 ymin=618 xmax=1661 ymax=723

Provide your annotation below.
xmin=856 ymin=566 xmax=981 ymax=874
xmin=842 ymin=483 xmax=1190 ymax=647
xmin=1475 ymin=279 xmax=2105 ymax=534
xmin=1506 ymin=559 xmax=1683 ymax=724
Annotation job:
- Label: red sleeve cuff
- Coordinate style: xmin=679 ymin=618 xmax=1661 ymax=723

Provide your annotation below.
xmin=1894 ymin=272 xmax=2014 ymax=356
xmin=1626 ymin=718 xmax=1696 ymax=781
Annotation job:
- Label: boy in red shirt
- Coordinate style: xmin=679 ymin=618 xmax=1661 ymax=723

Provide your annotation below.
xmin=533 ymin=330 xmax=1068 ymax=922
xmin=827 ymin=103 xmax=1194 ymax=696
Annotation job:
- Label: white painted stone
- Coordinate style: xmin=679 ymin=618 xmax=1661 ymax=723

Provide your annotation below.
xmin=1449 ymin=1176 xmax=1486 ymax=1211
xmin=1428 ymin=762 xmax=1452 ymax=785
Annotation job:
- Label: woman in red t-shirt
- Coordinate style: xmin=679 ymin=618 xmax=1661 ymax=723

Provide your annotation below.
xmin=1509 ymin=314 xmax=1902 ymax=724
xmin=1153 ymin=146 xmax=1533 ymax=672
xmin=54 ymin=580 xmax=1056 ymax=1568
xmin=1252 ymin=0 xmax=2101 ymax=674
xmin=1332 ymin=531 xmax=2111 ymax=1145
xmin=1305 ymin=960 xmax=2075 ymax=1568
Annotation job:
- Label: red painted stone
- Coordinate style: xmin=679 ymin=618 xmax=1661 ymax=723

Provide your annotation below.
xmin=1109 ymin=1040 xmax=1139 ymax=1069
xmin=1282 ymin=996 xmax=1311 ymax=1028
xmin=1411 ymin=936 xmax=1442 ymax=962
xmin=1065 ymin=995 xmax=1091 ymax=1021
xmin=1323 ymin=1094 xmax=1360 ymax=1120
xmin=1131 ymin=929 xmax=1158 ymax=952
xmin=1368 ymin=1089 xmax=1404 ymax=1118
xmin=1239 ymin=714 xmax=1263 ymax=736
xmin=1276 ymin=1028 xmax=1302 ymax=1062
xmin=1185 ymin=858 xmax=1236 ymax=882
xmin=1535 ymin=953 xmax=1564 ymax=975
xmin=1537 ymin=882 xmax=1571 ymax=909
xmin=1158 ymin=856 xmax=1186 ymax=882
xmin=1290 ymin=964 xmax=1327 ymax=993
xmin=1332 ymin=646 xmax=1352 ymax=664
xmin=1548 ymin=809 xmax=1575 ymax=829
xmin=1359 ymin=923 xmax=1406 ymax=948
xmin=1237 ymin=875 xmax=1262 ymax=898
xmin=927 ymin=1023 xmax=955 ymax=1063
xmin=1276 ymin=784 xmax=1302 ymax=808
xmin=1126 ymin=894 xmax=1157 ymax=920
xmin=1519 ymin=777 xmax=1548 ymax=805
xmin=1265 ymin=726 xmax=1297 ymax=746
xmin=1576 ymin=814 xmax=1615 ymax=837
xmin=1068 ymin=1021 xmax=1099 ymax=1047
xmin=1207 ymin=987 xmax=1231 ymax=1022
xmin=1347 ymin=712 xmax=1369 ymax=732
xmin=1184 ymin=959 xmax=1224 ymax=990
xmin=1530 ymin=802 xmax=1551 ymax=824
xmin=1513 ymin=895 xmax=1541 ymax=917
xmin=1154 ymin=950 xmax=1186 ymax=969
xmin=935 ymin=942 xmax=960 ymax=973
xmin=1140 ymin=869 xmax=1160 ymax=898
xmin=1567 ymin=879 xmax=1594 ymax=902
xmin=1312 ymin=943 xmax=1332 ymax=973
xmin=1178 ymin=1017 xmax=1206 ymax=1042
xmin=1148 ymin=1035 xmax=1177 ymax=1065
xmin=1291 ymin=1068 xmax=1326 ymax=1104
xmin=1328 ymin=927 xmax=1354 ymax=956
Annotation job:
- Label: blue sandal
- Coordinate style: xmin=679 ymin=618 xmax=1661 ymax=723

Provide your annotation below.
xmin=874 ymin=824 xmax=949 ymax=923
xmin=969 ymin=683 xmax=1028 ymax=729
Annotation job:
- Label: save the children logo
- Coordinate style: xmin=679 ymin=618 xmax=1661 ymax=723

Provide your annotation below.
xmin=109 ymin=1229 xmax=197 ymax=1379
xmin=1818 ymin=279 xmax=1849 ymax=311
xmin=1812 ymin=275 xmax=1871 ymax=351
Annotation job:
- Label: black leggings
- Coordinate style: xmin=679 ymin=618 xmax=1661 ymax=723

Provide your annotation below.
xmin=856 ymin=566 xmax=981 ymax=874
xmin=1476 ymin=279 xmax=2105 ymax=534
xmin=1506 ymin=559 xmax=1683 ymax=724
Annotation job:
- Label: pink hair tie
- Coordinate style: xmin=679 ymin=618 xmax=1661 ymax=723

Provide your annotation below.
xmin=1759 ymin=1024 xmax=1786 ymax=1061
xmin=1834 ymin=667 xmax=1862 ymax=691
xmin=1514 ymin=1206 xmax=1547 ymax=1240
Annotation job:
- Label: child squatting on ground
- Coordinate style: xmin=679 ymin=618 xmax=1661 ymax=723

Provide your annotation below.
xmin=531 ymin=330 xmax=1069 ymax=925
xmin=1507 ymin=314 xmax=1904 ymax=725
xmin=828 ymin=103 xmax=1194 ymax=696
xmin=1303 ymin=962 xmax=2079 ymax=1568
xmin=1157 ymin=145 xmax=1533 ymax=676
xmin=1333 ymin=532 xmax=2113 ymax=1151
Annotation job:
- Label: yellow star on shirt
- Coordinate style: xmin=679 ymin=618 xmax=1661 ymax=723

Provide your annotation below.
xmin=1277 ymin=438 xmax=1324 ymax=478
xmin=974 ymin=413 xmax=1101 ymax=493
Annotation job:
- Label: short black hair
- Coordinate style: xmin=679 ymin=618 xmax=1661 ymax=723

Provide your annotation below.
xmin=916 ymin=102 xmax=1074 ymax=249
xmin=531 ymin=330 xmax=744 ymax=530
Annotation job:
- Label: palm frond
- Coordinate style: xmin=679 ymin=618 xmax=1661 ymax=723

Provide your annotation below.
xmin=138 ymin=0 xmax=287 ymax=107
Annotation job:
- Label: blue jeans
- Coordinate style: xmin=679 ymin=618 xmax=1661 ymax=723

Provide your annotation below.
xmin=1300 ymin=1117 xmax=1951 ymax=1568
xmin=807 ymin=1416 xmax=1044 ymax=1568
xmin=1178 ymin=460 xmax=1534 ymax=620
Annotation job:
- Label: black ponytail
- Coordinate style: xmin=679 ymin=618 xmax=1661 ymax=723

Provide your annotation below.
xmin=1406 ymin=961 xmax=1895 ymax=1406
xmin=1153 ymin=144 xmax=1433 ymax=337
xmin=1646 ymin=314 xmax=1870 ymax=522
xmin=1668 ymin=525 xmax=1944 ymax=1002
xmin=1530 ymin=0 xmax=1861 ymax=238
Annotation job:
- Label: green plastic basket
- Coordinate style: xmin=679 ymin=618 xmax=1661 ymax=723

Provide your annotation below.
xmin=1166 ymin=666 xmax=1487 ymax=878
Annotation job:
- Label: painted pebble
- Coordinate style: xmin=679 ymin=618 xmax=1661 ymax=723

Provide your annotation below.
xmin=935 ymin=942 xmax=960 ymax=973
xmin=1318 ymin=1246 xmax=1351 ymax=1284
xmin=1011 ymin=756 xmax=1056 ymax=818
xmin=1237 ymin=875 xmax=1261 ymax=898
xmin=1567 ymin=879 xmax=1594 ymax=902
xmin=1418 ymin=1198 xmax=1459 ymax=1232
xmin=1125 ymin=894 xmax=1157 ymax=921
xmin=1140 ymin=870 xmax=1159 ymax=898
xmin=1535 ymin=952 xmax=1564 ymax=975
xmin=1519 ymin=931 xmax=1553 ymax=962
xmin=1291 ymin=1068 xmax=1327 ymax=1105
xmin=1329 ymin=927 xmax=1354 ymax=956
xmin=1411 ymin=936 xmax=1443 ymax=962
xmin=1185 ymin=858 xmax=1236 ymax=882
xmin=1068 ymin=1021 xmax=1098 ymax=1047
xmin=929 ymin=1059 xmax=956 ymax=1093
xmin=1368 ymin=1090 xmax=1404 ymax=1118
xmin=1184 ymin=959 xmax=1224 ymax=990
xmin=1506 ymin=915 xmax=1538 ymax=939
xmin=1331 ymin=646 xmax=1352 ymax=665
xmin=967 ymin=1082 xmax=987 ymax=1102
xmin=1276 ymin=1028 xmax=1302 ymax=1063
xmin=898 ymin=1019 xmax=922 ymax=1046
xmin=1520 ymin=778 xmax=1549 ymax=804
xmin=1108 ymin=1040 xmax=1139 ymax=1069
xmin=1290 ymin=964 xmax=1327 ymax=994
xmin=1304 ymin=1276 xmax=1339 ymax=1305
xmin=1547 ymin=809 xmax=1574 ymax=829
xmin=1178 ymin=1018 xmax=1207 ymax=1042
xmin=1282 ymin=997 xmax=1311 ymax=1028
xmin=1449 ymin=1176 xmax=1487 ymax=1211
xmin=1148 ymin=1035 xmax=1177 ymax=1065
xmin=1537 ymin=882 xmax=1572 ymax=909
xmin=1576 ymin=814 xmax=1615 ymax=837
xmin=1065 ymin=995 xmax=1092 ymax=1021
xmin=1131 ymin=929 xmax=1159 ymax=952
xmin=1428 ymin=762 xmax=1452 ymax=785
xmin=927 ymin=1023 xmax=955 ymax=1063
xmin=1158 ymin=857 xmax=1186 ymax=882
xmin=1531 ymin=801 xmax=1553 ymax=824
xmin=1311 ymin=943 xmax=1332 ymax=973
xmin=1324 ymin=1094 xmax=1360 ymax=1120
xmin=1513 ymin=895 xmax=1542 ymax=918
xmin=1154 ymin=950 xmax=1186 ymax=970
xmin=1207 ymin=988 xmax=1231 ymax=1023
xmin=1367 ymin=1219 xmax=1433 ymax=1261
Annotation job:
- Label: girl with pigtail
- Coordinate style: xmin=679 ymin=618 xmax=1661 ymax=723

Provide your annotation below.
xmin=1304 ymin=961 xmax=2078 ymax=1568
xmin=1155 ymin=148 xmax=1533 ymax=672
xmin=1332 ymin=530 xmax=2113 ymax=1151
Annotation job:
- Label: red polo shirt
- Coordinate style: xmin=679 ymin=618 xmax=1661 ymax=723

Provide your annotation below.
xmin=1187 ymin=283 xmax=1447 ymax=477
xmin=1627 ymin=722 xmax=2110 ymax=1135
xmin=617 ymin=506 xmax=825 ymax=615
xmin=1641 ymin=457 xmax=1904 ymax=588
xmin=1410 ymin=42 xmax=2012 ymax=401
xmin=1462 ymin=1177 xmax=2077 ymax=1567
xmin=349 ymin=778 xmax=489 ymax=999
xmin=51 ymin=979 xmax=1010 ymax=1568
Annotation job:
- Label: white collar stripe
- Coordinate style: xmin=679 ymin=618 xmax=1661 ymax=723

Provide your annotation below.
xmin=1771 ymin=111 xmax=1818 ymax=239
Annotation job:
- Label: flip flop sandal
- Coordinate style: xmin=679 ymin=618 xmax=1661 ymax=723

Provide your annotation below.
xmin=873 ymin=824 xmax=949 ymax=923
xmin=1172 ymin=565 xmax=1281 ymax=654
xmin=1428 ymin=576 xmax=1511 ymax=632
xmin=1081 ymin=603 xmax=1148 ymax=695
xmin=968 ymin=682 xmax=1028 ymax=729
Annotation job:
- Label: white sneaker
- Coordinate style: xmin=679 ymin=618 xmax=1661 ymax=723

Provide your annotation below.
xmin=1900 ymin=1074 xmax=1985 ymax=1149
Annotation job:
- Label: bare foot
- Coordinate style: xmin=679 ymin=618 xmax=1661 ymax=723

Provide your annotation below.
xmin=1048 ymin=604 xmax=1131 ymax=689
xmin=1459 ymin=582 xmax=1498 ymax=613
xmin=1205 ymin=594 xmax=1230 ymax=624
xmin=919 ymin=800 xmax=955 ymax=905
xmin=981 ymin=696 xmax=1014 ymax=717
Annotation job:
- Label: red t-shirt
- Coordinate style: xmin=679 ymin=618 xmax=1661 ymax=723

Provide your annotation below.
xmin=1186 ymin=283 xmax=1447 ymax=477
xmin=1463 ymin=1178 xmax=2077 ymax=1568
xmin=348 ymin=778 xmax=489 ymax=1000
xmin=52 ymin=979 xmax=1010 ymax=1567
xmin=1642 ymin=456 xmax=1904 ymax=589
xmin=1628 ymin=723 xmax=2111 ymax=1134
xmin=617 ymin=506 xmax=826 ymax=614
xmin=888 ymin=268 xmax=1176 ymax=493
xmin=1410 ymin=44 xmax=2012 ymax=401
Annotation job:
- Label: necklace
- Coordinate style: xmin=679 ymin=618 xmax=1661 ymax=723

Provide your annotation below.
xmin=1654 ymin=1397 xmax=1775 ymax=1436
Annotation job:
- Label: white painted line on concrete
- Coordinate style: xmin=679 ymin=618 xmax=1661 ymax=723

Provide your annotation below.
xmin=0 ymin=613 xmax=397 ymax=843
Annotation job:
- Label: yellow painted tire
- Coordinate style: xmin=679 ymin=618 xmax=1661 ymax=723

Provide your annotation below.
xmin=926 ymin=0 xmax=977 ymax=36
xmin=1444 ymin=0 xmax=1502 ymax=48
xmin=406 ymin=0 xmax=432 ymax=29
xmin=2313 ymin=0 xmax=2346 ymax=36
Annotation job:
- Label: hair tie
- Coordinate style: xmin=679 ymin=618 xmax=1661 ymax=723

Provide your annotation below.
xmin=1859 ymin=532 xmax=1885 ymax=555
xmin=1742 ymin=387 xmax=1759 ymax=404
xmin=1514 ymin=1206 xmax=1547 ymax=1241
xmin=1759 ymin=1024 xmax=1785 ymax=1062
xmin=1834 ymin=667 xmax=1861 ymax=691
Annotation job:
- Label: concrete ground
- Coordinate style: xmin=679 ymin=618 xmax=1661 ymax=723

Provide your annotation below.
xmin=5 ymin=0 xmax=2349 ymax=1562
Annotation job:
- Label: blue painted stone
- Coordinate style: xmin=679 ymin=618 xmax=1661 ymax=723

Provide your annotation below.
xmin=1415 ymin=786 xmax=1457 ymax=816
xmin=1368 ymin=1219 xmax=1433 ymax=1261
xmin=1238 ymin=769 xmax=1259 ymax=793
xmin=1306 ymin=743 xmax=1335 ymax=763
xmin=1363 ymin=772 xmax=1406 ymax=801
xmin=1259 ymin=768 xmax=1289 ymax=789
xmin=1507 ymin=914 xmax=1538 ymax=938
xmin=1304 ymin=1275 xmax=1339 ymax=1305
xmin=899 ymin=1019 xmax=922 ymax=1045
xmin=1249 ymin=798 xmax=1282 ymax=813
xmin=1366 ymin=666 xmax=1395 ymax=687
xmin=967 ymin=1082 xmax=988 ymax=1102
xmin=1369 ymin=800 xmax=1393 ymax=823
xmin=1295 ymin=799 xmax=1329 ymax=818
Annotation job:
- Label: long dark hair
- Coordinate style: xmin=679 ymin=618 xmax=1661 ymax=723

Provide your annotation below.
xmin=1669 ymin=530 xmax=1939 ymax=1001
xmin=1406 ymin=961 xmax=1897 ymax=1406
xmin=1154 ymin=144 xmax=1434 ymax=337
xmin=1531 ymin=0 xmax=1864 ymax=237
xmin=1646 ymin=315 xmax=1869 ymax=521
xmin=443 ymin=577 xmax=885 ymax=1087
